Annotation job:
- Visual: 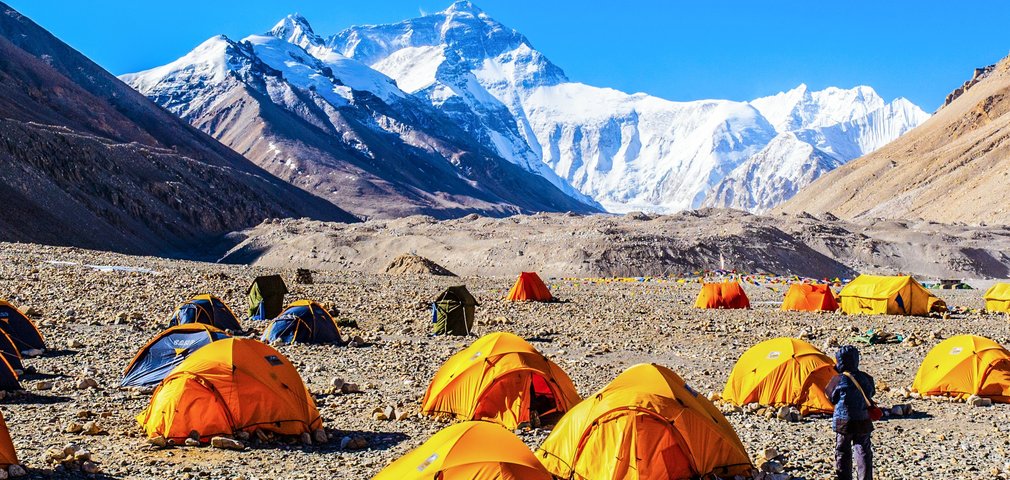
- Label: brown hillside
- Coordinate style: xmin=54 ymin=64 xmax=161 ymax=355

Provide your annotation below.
xmin=779 ymin=56 xmax=1010 ymax=224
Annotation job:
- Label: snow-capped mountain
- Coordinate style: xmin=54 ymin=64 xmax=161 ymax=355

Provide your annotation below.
xmin=124 ymin=1 xmax=928 ymax=215
xmin=319 ymin=1 xmax=928 ymax=213
xmin=121 ymin=15 xmax=598 ymax=219
xmin=706 ymin=85 xmax=930 ymax=211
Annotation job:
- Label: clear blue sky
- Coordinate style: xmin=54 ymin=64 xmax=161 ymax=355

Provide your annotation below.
xmin=8 ymin=0 xmax=1010 ymax=110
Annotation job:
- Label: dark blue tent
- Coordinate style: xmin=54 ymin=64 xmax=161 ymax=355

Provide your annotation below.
xmin=262 ymin=300 xmax=341 ymax=344
xmin=0 ymin=300 xmax=45 ymax=352
xmin=168 ymin=294 xmax=242 ymax=331
xmin=0 ymin=332 xmax=23 ymax=374
xmin=120 ymin=324 xmax=231 ymax=387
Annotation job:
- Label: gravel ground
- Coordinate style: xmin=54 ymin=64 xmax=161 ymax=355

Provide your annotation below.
xmin=0 ymin=241 xmax=1008 ymax=479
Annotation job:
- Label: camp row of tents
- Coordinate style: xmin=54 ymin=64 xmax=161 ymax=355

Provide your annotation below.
xmin=374 ymin=329 xmax=1010 ymax=479
xmin=696 ymin=274 xmax=1010 ymax=315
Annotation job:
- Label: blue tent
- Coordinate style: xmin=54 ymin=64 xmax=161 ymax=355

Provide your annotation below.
xmin=0 ymin=332 xmax=23 ymax=374
xmin=168 ymin=294 xmax=242 ymax=331
xmin=263 ymin=300 xmax=341 ymax=344
xmin=120 ymin=324 xmax=231 ymax=387
xmin=0 ymin=300 xmax=45 ymax=352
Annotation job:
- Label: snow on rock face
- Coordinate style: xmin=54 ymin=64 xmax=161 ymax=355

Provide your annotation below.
xmin=320 ymin=3 xmax=929 ymax=213
xmin=125 ymin=3 xmax=929 ymax=215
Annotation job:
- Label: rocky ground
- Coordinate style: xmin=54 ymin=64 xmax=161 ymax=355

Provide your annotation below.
xmin=220 ymin=210 xmax=1010 ymax=281
xmin=0 ymin=241 xmax=1009 ymax=479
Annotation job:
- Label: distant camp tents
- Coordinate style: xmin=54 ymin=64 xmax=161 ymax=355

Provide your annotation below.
xmin=372 ymin=421 xmax=553 ymax=480
xmin=781 ymin=284 xmax=839 ymax=312
xmin=168 ymin=294 xmax=242 ymax=331
xmin=984 ymin=283 xmax=1010 ymax=313
xmin=538 ymin=363 xmax=752 ymax=480
xmin=248 ymin=275 xmax=288 ymax=320
xmin=695 ymin=281 xmax=750 ymax=309
xmin=432 ymin=286 xmax=478 ymax=336
xmin=912 ymin=335 xmax=1010 ymax=402
xmin=120 ymin=324 xmax=231 ymax=388
xmin=262 ymin=300 xmax=341 ymax=344
xmin=0 ymin=301 xmax=45 ymax=353
xmin=421 ymin=332 xmax=580 ymax=429
xmin=506 ymin=272 xmax=553 ymax=302
xmin=0 ymin=412 xmax=18 ymax=471
xmin=838 ymin=275 xmax=946 ymax=316
xmin=722 ymin=338 xmax=835 ymax=414
xmin=138 ymin=338 xmax=321 ymax=441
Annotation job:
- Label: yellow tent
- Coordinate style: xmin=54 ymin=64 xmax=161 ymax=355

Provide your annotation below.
xmin=373 ymin=421 xmax=553 ymax=480
xmin=722 ymin=338 xmax=835 ymax=414
xmin=984 ymin=283 xmax=1010 ymax=313
xmin=421 ymin=332 xmax=580 ymax=429
xmin=838 ymin=275 xmax=946 ymax=316
xmin=537 ymin=363 xmax=753 ymax=480
xmin=912 ymin=335 xmax=1010 ymax=402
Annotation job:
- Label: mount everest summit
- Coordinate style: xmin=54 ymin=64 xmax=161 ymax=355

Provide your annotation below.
xmin=123 ymin=1 xmax=929 ymax=217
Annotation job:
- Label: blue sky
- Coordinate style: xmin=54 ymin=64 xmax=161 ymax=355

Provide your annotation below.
xmin=9 ymin=0 xmax=1010 ymax=110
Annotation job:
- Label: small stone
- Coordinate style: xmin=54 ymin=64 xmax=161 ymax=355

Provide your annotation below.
xmin=148 ymin=436 xmax=168 ymax=448
xmin=64 ymin=422 xmax=83 ymax=434
xmin=313 ymin=429 xmax=328 ymax=444
xmin=348 ymin=335 xmax=366 ymax=347
xmin=762 ymin=447 xmax=779 ymax=460
xmin=81 ymin=461 xmax=100 ymax=474
xmin=73 ymin=449 xmax=91 ymax=461
xmin=210 ymin=436 xmax=245 ymax=451
xmin=6 ymin=465 xmax=23 ymax=478
xmin=300 ymin=432 xmax=312 ymax=445
xmin=184 ymin=438 xmax=200 ymax=447
xmin=234 ymin=431 xmax=250 ymax=441
xmin=707 ymin=391 xmax=721 ymax=402
xmin=67 ymin=339 xmax=84 ymax=349
xmin=967 ymin=395 xmax=993 ymax=407
xmin=22 ymin=349 xmax=43 ymax=358
xmin=339 ymin=436 xmax=351 ymax=450
xmin=76 ymin=377 xmax=98 ymax=390
xmin=81 ymin=421 xmax=105 ymax=435
xmin=394 ymin=407 xmax=410 ymax=421
xmin=383 ymin=406 xmax=395 ymax=419
xmin=341 ymin=383 xmax=361 ymax=394
xmin=330 ymin=378 xmax=345 ymax=391
xmin=34 ymin=380 xmax=53 ymax=391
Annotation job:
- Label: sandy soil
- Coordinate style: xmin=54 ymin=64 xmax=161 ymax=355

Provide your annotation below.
xmin=0 ymin=241 xmax=1008 ymax=479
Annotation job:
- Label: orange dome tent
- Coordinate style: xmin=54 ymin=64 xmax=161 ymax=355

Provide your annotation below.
xmin=912 ymin=335 xmax=1010 ymax=402
xmin=0 ymin=412 xmax=18 ymax=470
xmin=537 ymin=363 xmax=753 ymax=480
xmin=373 ymin=421 xmax=553 ymax=480
xmin=722 ymin=338 xmax=835 ymax=414
xmin=781 ymin=284 xmax=839 ymax=312
xmin=137 ymin=338 xmax=321 ymax=441
xmin=421 ymin=332 xmax=580 ymax=429
xmin=506 ymin=272 xmax=554 ymax=302
xmin=695 ymin=281 xmax=750 ymax=309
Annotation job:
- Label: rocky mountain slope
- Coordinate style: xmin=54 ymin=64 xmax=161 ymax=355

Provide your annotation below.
xmin=325 ymin=1 xmax=928 ymax=213
xmin=780 ymin=55 xmax=1010 ymax=224
xmin=122 ymin=16 xmax=598 ymax=220
xmin=219 ymin=209 xmax=1010 ymax=280
xmin=121 ymin=2 xmax=925 ymax=217
xmin=0 ymin=3 xmax=355 ymax=256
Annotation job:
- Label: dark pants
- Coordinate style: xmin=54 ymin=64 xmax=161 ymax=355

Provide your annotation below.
xmin=836 ymin=431 xmax=872 ymax=480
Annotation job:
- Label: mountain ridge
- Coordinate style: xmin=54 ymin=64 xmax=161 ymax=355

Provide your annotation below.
xmin=0 ymin=2 xmax=356 ymax=256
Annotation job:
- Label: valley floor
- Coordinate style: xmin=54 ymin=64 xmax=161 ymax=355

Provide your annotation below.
xmin=0 ymin=242 xmax=1007 ymax=479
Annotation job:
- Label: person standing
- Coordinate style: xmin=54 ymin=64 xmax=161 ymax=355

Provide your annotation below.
xmin=825 ymin=345 xmax=876 ymax=480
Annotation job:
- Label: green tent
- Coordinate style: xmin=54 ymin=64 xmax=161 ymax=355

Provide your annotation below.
xmin=248 ymin=275 xmax=289 ymax=320
xmin=431 ymin=286 xmax=478 ymax=336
